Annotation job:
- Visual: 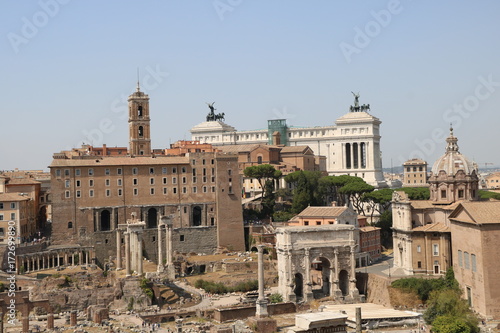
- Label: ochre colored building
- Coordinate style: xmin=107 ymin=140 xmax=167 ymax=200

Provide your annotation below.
xmin=49 ymin=84 xmax=245 ymax=266
xmin=449 ymin=201 xmax=500 ymax=319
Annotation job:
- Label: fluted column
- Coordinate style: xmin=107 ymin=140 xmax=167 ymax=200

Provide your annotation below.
xmin=157 ymin=225 xmax=163 ymax=272
xmin=116 ymin=229 xmax=122 ymax=270
xmin=304 ymin=248 xmax=313 ymax=301
xmin=137 ymin=232 xmax=143 ymax=276
xmin=125 ymin=232 xmax=131 ymax=276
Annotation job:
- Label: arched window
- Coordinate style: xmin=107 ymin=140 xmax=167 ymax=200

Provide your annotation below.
xmin=257 ymin=156 xmax=263 ymax=164
xmin=138 ymin=105 xmax=143 ymax=117
xmin=68 ymin=221 xmax=73 ymax=229
xmin=138 ymin=126 xmax=144 ymax=137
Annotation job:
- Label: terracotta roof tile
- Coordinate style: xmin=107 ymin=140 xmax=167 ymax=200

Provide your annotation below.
xmin=50 ymin=156 xmax=190 ymax=167
xmin=297 ymin=206 xmax=349 ymax=218
xmin=0 ymin=193 xmax=30 ymax=202
xmin=451 ymin=201 xmax=500 ymax=224
xmin=412 ymin=223 xmax=450 ymax=233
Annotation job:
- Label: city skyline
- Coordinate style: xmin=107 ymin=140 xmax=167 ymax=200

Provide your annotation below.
xmin=2 ymin=1 xmax=500 ymax=171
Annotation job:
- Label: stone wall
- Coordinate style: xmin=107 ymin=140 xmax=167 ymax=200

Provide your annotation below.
xmin=214 ymin=303 xmax=296 ymax=322
xmin=90 ymin=226 xmax=217 ymax=267
xmin=365 ymin=273 xmax=391 ymax=307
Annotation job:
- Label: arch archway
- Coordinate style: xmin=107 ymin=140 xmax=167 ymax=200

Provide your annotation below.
xmin=294 ymin=273 xmax=303 ymax=299
xmin=101 ymin=210 xmax=111 ymax=231
xmin=339 ymin=269 xmax=349 ymax=296
xmin=312 ymin=257 xmax=331 ymax=297
xmin=147 ymin=208 xmax=158 ymax=228
xmin=192 ymin=206 xmax=202 ymax=226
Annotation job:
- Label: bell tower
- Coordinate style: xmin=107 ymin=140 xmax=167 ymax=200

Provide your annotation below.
xmin=128 ymin=82 xmax=151 ymax=156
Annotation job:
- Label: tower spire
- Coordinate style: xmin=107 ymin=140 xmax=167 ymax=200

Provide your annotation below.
xmin=136 ymin=68 xmax=140 ymax=92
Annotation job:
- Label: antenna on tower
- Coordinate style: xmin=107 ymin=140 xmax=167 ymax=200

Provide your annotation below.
xmin=136 ymin=67 xmax=140 ymax=92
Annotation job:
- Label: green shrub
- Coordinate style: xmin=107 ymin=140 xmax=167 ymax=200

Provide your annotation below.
xmin=391 ymin=277 xmax=446 ymax=302
xmin=269 ymin=293 xmax=283 ymax=303
xmin=140 ymin=278 xmax=154 ymax=299
xmin=195 ymin=279 xmax=258 ymax=294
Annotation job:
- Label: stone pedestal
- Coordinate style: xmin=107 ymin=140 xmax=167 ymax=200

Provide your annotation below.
xmin=22 ymin=316 xmax=29 ymax=333
xmin=70 ymin=310 xmax=77 ymax=326
xmin=47 ymin=313 xmax=54 ymax=329
xmin=247 ymin=317 xmax=277 ymax=333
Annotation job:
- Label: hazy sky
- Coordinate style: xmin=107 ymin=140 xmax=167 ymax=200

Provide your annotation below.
xmin=2 ymin=1 xmax=500 ymax=171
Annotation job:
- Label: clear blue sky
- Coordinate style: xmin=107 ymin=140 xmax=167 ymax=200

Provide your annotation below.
xmin=1 ymin=1 xmax=500 ymax=171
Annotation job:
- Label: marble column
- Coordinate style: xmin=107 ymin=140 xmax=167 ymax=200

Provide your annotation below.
xmin=304 ymin=248 xmax=313 ymax=301
xmin=255 ymin=245 xmax=268 ymax=318
xmin=137 ymin=232 xmax=143 ymax=276
xmin=157 ymin=224 xmax=163 ymax=272
xmin=125 ymin=232 xmax=131 ymax=276
xmin=85 ymin=251 xmax=89 ymax=265
xmin=333 ymin=248 xmax=342 ymax=297
xmin=350 ymin=245 xmax=359 ymax=298
xmin=116 ymin=229 xmax=122 ymax=270
xmin=165 ymin=225 xmax=173 ymax=266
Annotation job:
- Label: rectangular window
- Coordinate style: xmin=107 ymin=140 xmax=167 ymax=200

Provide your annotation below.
xmin=464 ymin=252 xmax=470 ymax=269
xmin=133 ymin=178 xmax=138 ymax=185
xmin=417 ymin=245 xmax=421 ymax=253
xmin=10 ymin=213 xmax=15 ymax=220
xmin=117 ymin=168 xmax=122 ymax=175
xmin=76 ymin=190 xmax=81 ymax=198
xmin=10 ymin=203 xmax=16 ymax=209
xmin=132 ymin=168 xmax=138 ymax=175
xmin=89 ymin=190 xmax=94 ymax=197
xmin=203 ymin=176 xmax=207 ymax=183
xmin=441 ymin=190 xmax=446 ymax=198
xmin=76 ymin=180 xmax=81 ymax=187
xmin=162 ymin=167 xmax=167 ymax=174
xmin=172 ymin=177 xmax=177 ymax=184
xmin=163 ymin=187 xmax=167 ymax=195
xmin=105 ymin=179 xmax=110 ymax=186
xmin=106 ymin=189 xmax=111 ymax=197
xmin=458 ymin=250 xmax=463 ymax=267
xmin=173 ymin=188 xmax=177 ymax=194
xmin=192 ymin=187 xmax=197 ymax=193
xmin=118 ymin=189 xmax=123 ymax=196
xmin=150 ymin=188 xmax=155 ymax=195
xmin=65 ymin=180 xmax=70 ymax=188
xmin=433 ymin=244 xmax=439 ymax=256
xmin=417 ymin=261 xmax=422 ymax=268
xmin=0 ymin=203 xmax=3 ymax=209
xmin=64 ymin=169 xmax=70 ymax=176
xmin=316 ymin=221 xmax=321 ymax=225
xmin=172 ymin=167 xmax=177 ymax=174
xmin=65 ymin=191 xmax=70 ymax=199
xmin=56 ymin=169 xmax=61 ymax=177
xmin=75 ymin=169 xmax=81 ymax=176
xmin=150 ymin=178 xmax=155 ymax=185
xmin=192 ymin=168 xmax=196 ymax=176
xmin=89 ymin=179 xmax=94 ymax=187
xmin=202 ymin=159 xmax=206 ymax=165
xmin=211 ymin=176 xmax=215 ymax=182
xmin=180 ymin=235 xmax=185 ymax=242
xmin=0 ymin=215 xmax=3 ymax=221
xmin=203 ymin=186 xmax=207 ymax=193
xmin=88 ymin=168 xmax=94 ymax=176
xmin=163 ymin=177 xmax=167 ymax=184
xmin=117 ymin=179 xmax=122 ymax=186
xmin=192 ymin=177 xmax=197 ymax=183
xmin=133 ymin=188 xmax=138 ymax=196
xmin=105 ymin=168 xmax=110 ymax=175
xmin=182 ymin=167 xmax=186 ymax=173
xmin=182 ymin=187 xmax=187 ymax=193
xmin=211 ymin=159 xmax=214 ymax=164
xmin=471 ymin=254 xmax=476 ymax=272
xmin=150 ymin=168 xmax=154 ymax=174
xmin=304 ymin=221 xmax=309 ymax=226
xmin=458 ymin=189 xmax=464 ymax=198
xmin=211 ymin=186 xmax=215 ymax=192
xmin=192 ymin=159 xmax=196 ymax=165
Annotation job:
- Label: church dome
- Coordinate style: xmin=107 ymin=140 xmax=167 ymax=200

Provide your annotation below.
xmin=431 ymin=127 xmax=477 ymax=176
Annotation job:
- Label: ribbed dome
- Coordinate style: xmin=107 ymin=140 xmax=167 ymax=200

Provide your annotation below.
xmin=431 ymin=127 xmax=477 ymax=175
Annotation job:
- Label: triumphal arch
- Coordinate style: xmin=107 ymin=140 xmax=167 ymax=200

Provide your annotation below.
xmin=276 ymin=225 xmax=360 ymax=302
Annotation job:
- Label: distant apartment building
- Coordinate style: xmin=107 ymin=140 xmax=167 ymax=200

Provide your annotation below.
xmin=49 ymin=84 xmax=245 ymax=266
xmin=217 ymin=141 xmax=325 ymax=198
xmin=484 ymin=172 xmax=500 ymax=189
xmin=402 ymin=158 xmax=428 ymax=187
